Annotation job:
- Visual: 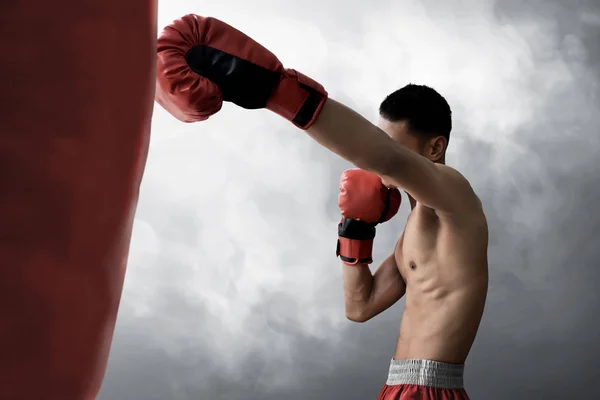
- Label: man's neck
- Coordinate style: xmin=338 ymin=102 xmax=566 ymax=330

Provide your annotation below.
xmin=406 ymin=193 xmax=417 ymax=210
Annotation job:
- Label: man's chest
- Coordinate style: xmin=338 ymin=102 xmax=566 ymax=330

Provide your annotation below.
xmin=394 ymin=206 xmax=441 ymax=269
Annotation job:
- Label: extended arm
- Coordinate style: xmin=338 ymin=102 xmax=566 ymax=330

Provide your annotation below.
xmin=343 ymin=255 xmax=406 ymax=323
xmin=156 ymin=16 xmax=478 ymax=214
xmin=307 ymin=99 xmax=479 ymax=214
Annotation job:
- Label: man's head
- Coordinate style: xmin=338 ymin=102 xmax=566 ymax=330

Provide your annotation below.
xmin=378 ymin=84 xmax=451 ymax=164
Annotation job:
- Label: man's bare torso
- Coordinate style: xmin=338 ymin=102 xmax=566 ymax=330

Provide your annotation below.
xmin=393 ymin=199 xmax=489 ymax=364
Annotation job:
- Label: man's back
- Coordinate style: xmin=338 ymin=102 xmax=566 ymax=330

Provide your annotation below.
xmin=394 ymin=201 xmax=489 ymax=363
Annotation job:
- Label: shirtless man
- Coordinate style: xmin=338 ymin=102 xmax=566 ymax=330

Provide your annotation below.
xmin=336 ymin=85 xmax=488 ymax=399
xmin=156 ymin=15 xmax=487 ymax=400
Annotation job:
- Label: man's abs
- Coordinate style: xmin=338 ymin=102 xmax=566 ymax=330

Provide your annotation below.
xmin=394 ymin=283 xmax=487 ymax=363
xmin=393 ymin=205 xmax=489 ymax=364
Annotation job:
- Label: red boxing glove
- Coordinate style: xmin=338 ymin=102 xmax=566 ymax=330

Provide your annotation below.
xmin=337 ymin=169 xmax=401 ymax=265
xmin=156 ymin=14 xmax=328 ymax=129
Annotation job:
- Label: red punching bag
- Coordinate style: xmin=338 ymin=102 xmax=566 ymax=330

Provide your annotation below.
xmin=0 ymin=1 xmax=157 ymax=398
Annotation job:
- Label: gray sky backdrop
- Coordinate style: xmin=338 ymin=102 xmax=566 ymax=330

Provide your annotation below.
xmin=99 ymin=0 xmax=600 ymax=398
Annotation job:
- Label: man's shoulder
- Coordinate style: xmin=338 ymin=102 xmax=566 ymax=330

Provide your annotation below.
xmin=433 ymin=164 xmax=484 ymax=217
xmin=434 ymin=163 xmax=470 ymax=185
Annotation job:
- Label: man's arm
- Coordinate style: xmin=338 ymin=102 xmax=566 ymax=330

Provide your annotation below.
xmin=307 ymin=99 xmax=478 ymax=214
xmin=343 ymin=254 xmax=406 ymax=323
xmin=156 ymin=15 xmax=475 ymax=213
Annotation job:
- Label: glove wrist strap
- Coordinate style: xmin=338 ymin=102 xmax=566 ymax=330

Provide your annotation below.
xmin=266 ymin=69 xmax=328 ymax=129
xmin=336 ymin=218 xmax=376 ymax=265
xmin=336 ymin=237 xmax=374 ymax=265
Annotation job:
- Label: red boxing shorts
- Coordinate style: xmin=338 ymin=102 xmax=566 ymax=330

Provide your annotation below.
xmin=377 ymin=359 xmax=470 ymax=400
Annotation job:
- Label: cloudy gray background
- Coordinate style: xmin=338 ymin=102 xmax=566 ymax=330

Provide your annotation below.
xmin=99 ymin=0 xmax=600 ymax=398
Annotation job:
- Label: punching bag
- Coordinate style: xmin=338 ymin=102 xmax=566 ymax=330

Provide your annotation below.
xmin=0 ymin=1 xmax=157 ymax=398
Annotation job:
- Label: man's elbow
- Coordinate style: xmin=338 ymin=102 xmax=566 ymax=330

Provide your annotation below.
xmin=345 ymin=310 xmax=372 ymax=323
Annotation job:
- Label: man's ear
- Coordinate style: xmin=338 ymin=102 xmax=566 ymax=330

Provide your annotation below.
xmin=426 ymin=136 xmax=447 ymax=162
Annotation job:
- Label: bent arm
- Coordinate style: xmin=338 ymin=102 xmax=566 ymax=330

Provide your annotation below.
xmin=343 ymin=254 xmax=406 ymax=323
xmin=307 ymin=99 xmax=479 ymax=214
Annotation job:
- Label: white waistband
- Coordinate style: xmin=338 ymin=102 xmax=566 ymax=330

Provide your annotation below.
xmin=386 ymin=359 xmax=464 ymax=389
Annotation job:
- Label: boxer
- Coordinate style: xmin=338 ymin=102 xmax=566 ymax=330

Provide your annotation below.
xmin=156 ymin=14 xmax=487 ymax=400
xmin=337 ymin=85 xmax=487 ymax=400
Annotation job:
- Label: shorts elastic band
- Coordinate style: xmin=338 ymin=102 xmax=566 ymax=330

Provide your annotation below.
xmin=385 ymin=359 xmax=464 ymax=389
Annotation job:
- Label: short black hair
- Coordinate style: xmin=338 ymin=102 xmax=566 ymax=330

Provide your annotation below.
xmin=379 ymin=84 xmax=452 ymax=141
